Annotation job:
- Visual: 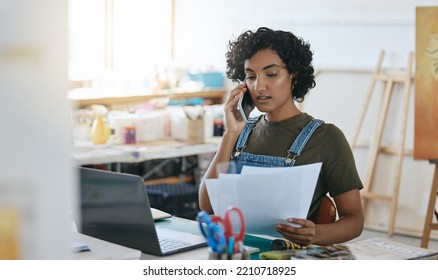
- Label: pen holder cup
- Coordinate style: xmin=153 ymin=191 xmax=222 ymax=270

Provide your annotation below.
xmin=187 ymin=118 xmax=204 ymax=144
xmin=208 ymin=249 xmax=251 ymax=260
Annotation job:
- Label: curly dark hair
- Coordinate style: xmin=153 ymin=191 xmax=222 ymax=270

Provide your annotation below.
xmin=225 ymin=27 xmax=315 ymax=102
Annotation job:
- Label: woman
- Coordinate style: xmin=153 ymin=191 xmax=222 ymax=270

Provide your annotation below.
xmin=199 ymin=27 xmax=364 ymax=246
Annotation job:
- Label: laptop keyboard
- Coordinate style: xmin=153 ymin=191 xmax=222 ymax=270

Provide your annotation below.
xmin=146 ymin=183 xmax=198 ymax=195
xmin=159 ymin=237 xmax=191 ymax=252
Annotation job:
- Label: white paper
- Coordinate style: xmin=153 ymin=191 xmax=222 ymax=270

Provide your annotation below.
xmin=205 ymin=162 xmax=322 ymax=237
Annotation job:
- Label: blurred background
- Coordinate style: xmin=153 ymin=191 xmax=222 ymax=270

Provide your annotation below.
xmin=1 ymin=0 xmax=437 ymax=259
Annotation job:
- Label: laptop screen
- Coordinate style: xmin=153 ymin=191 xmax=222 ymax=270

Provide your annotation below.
xmin=78 ymin=167 xmax=161 ymax=253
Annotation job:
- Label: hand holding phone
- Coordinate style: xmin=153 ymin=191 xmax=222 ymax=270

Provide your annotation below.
xmin=237 ymin=91 xmax=253 ymax=122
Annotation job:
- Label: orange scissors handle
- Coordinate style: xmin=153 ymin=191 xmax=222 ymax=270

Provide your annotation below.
xmin=225 ymin=206 xmax=245 ymax=241
xmin=211 ymin=206 xmax=246 ymax=242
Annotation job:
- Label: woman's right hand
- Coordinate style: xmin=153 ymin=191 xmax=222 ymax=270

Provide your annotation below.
xmin=223 ymin=83 xmax=248 ymax=135
xmin=199 ymin=83 xmax=249 ymax=213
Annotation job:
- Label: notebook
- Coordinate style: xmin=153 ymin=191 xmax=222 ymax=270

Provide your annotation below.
xmin=78 ymin=167 xmax=206 ymax=256
xmin=151 ymin=208 xmax=172 ymax=220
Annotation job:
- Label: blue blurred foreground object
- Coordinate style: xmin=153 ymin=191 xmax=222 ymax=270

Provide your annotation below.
xmin=196 ymin=211 xmax=227 ymax=253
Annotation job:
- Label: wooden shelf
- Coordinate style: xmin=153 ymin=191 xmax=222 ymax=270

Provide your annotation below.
xmin=69 ymin=88 xmax=227 ymax=109
xmin=73 ymin=137 xmax=222 ymax=166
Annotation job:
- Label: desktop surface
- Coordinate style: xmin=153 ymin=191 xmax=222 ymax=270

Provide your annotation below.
xmin=72 ymin=232 xmax=142 ymax=260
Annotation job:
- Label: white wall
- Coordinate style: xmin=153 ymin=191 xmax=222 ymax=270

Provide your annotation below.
xmin=0 ymin=0 xmax=75 ymax=258
xmin=174 ymin=0 xmax=438 ymax=238
xmin=174 ymin=0 xmax=436 ymax=70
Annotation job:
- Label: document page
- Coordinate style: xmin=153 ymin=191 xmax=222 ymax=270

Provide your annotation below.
xmin=205 ymin=162 xmax=322 ymax=237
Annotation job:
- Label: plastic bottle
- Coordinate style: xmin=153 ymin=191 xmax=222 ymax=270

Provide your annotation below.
xmin=91 ymin=105 xmax=109 ymax=144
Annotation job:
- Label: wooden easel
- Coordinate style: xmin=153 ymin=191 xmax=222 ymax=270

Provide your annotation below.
xmin=350 ymin=50 xmax=414 ymax=236
xmin=421 ymin=160 xmax=438 ymax=248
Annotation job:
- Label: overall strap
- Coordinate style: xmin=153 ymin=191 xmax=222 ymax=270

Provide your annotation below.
xmin=233 ymin=116 xmax=259 ymax=158
xmin=285 ymin=119 xmax=324 ymax=165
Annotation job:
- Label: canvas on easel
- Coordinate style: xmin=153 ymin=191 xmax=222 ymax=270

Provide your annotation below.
xmin=415 ymin=6 xmax=438 ymax=248
xmin=415 ymin=7 xmax=438 ymax=160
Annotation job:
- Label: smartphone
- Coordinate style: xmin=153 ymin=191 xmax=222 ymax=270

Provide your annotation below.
xmin=238 ymin=92 xmax=253 ymax=122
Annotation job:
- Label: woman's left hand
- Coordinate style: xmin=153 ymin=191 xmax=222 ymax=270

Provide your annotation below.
xmin=276 ymin=218 xmax=316 ymax=246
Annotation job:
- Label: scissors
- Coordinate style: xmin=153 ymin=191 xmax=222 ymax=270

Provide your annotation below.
xmin=210 ymin=206 xmax=246 ymax=253
xmin=196 ymin=211 xmax=227 ymax=253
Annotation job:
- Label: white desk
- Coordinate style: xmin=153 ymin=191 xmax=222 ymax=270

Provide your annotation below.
xmin=73 ymin=232 xmax=259 ymax=260
xmin=140 ymin=247 xmax=209 ymax=260
xmin=72 ymin=233 xmax=142 ymax=260
xmin=73 ymin=232 xmax=209 ymax=260
xmin=73 ymin=137 xmax=221 ymax=166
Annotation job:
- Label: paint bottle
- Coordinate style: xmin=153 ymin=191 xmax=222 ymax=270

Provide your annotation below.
xmin=91 ymin=113 xmax=108 ymax=144
xmin=213 ymin=118 xmax=224 ymax=136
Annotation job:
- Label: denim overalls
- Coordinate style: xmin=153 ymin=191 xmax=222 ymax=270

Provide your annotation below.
xmin=231 ymin=116 xmax=324 ymax=173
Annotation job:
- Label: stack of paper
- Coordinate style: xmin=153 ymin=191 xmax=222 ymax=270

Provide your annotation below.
xmin=346 ymin=237 xmax=438 ymax=260
xmin=205 ymin=162 xmax=322 ymax=237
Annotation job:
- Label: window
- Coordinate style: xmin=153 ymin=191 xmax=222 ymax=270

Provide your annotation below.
xmin=68 ymin=0 xmax=106 ymax=81
xmin=68 ymin=0 xmax=172 ymax=82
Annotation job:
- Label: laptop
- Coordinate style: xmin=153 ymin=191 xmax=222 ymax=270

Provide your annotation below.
xmin=78 ymin=167 xmax=206 ymax=256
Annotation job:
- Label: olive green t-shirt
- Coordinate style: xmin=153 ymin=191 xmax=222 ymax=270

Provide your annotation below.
xmin=237 ymin=113 xmax=363 ymax=219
